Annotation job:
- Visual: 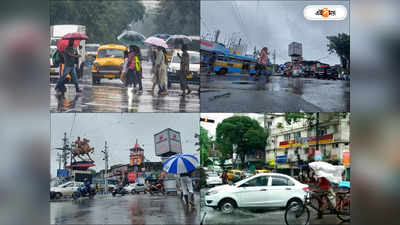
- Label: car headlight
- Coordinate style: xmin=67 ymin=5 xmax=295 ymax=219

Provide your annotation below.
xmin=206 ymin=190 xmax=219 ymax=196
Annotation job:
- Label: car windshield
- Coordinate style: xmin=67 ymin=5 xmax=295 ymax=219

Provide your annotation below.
xmin=208 ymin=173 xmax=218 ymax=177
xmin=86 ymin=46 xmax=99 ymax=52
xmin=172 ymin=53 xmax=200 ymax=64
xmin=98 ymin=49 xmax=124 ymax=58
xmin=50 ymin=48 xmax=57 ymax=58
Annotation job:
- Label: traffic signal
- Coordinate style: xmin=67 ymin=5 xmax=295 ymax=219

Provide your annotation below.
xmin=200 ymin=118 xmax=215 ymax=123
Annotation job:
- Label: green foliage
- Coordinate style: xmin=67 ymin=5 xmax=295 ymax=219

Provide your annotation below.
xmin=327 ymin=33 xmax=350 ymax=73
xmin=50 ymin=0 xmax=145 ymax=44
xmin=200 ymin=127 xmax=213 ymax=167
xmin=215 ymin=116 xmax=267 ymax=169
xmin=277 ymin=122 xmax=284 ymax=129
xmin=152 ymin=0 xmax=200 ymax=35
xmin=327 ymin=33 xmax=350 ymax=61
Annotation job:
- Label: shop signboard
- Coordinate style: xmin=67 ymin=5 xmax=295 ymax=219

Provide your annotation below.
xmin=276 ymin=155 xmax=288 ymax=163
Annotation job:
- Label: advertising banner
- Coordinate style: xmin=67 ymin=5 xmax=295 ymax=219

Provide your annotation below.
xmin=154 ymin=128 xmax=182 ymax=157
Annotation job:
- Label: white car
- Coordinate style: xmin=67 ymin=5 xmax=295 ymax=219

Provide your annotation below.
xmin=123 ymin=183 xmax=146 ymax=194
xmin=50 ymin=181 xmax=83 ymax=199
xmin=206 ymin=172 xmax=223 ymax=187
xmin=167 ymin=50 xmax=200 ymax=73
xmin=205 ymin=173 xmax=309 ymax=214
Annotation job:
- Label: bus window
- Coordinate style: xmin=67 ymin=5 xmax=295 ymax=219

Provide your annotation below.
xmin=217 ymin=55 xmax=224 ymax=61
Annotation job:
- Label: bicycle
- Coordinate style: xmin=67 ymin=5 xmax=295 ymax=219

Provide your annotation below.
xmin=284 ymin=189 xmax=350 ymax=225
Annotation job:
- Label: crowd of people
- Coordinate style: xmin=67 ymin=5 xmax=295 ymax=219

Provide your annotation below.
xmin=55 ymin=40 xmax=193 ymax=97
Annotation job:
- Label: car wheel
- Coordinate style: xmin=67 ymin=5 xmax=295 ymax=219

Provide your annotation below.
xmin=55 ymin=192 xmax=62 ymax=199
xmin=219 ymin=199 xmax=236 ymax=214
xmin=286 ymin=198 xmax=303 ymax=209
xmin=131 ymin=190 xmax=135 ymax=195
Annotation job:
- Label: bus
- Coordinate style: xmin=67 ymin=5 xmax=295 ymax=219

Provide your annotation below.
xmin=211 ymin=53 xmax=257 ymax=75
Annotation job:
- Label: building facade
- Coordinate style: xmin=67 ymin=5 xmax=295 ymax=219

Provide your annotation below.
xmin=265 ymin=113 xmax=350 ymax=179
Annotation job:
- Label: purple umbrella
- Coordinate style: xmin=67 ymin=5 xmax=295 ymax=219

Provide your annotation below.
xmin=144 ymin=36 xmax=169 ymax=48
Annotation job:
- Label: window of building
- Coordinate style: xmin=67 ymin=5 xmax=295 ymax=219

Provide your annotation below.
xmin=284 ymin=134 xmax=291 ymax=141
xmin=294 ymin=131 xmax=301 ymax=139
xmin=318 ymin=127 xmax=328 ymax=136
xmin=307 ymin=129 xmax=313 ymax=137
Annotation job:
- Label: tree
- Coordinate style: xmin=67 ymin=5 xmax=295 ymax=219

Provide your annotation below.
xmin=215 ymin=116 xmax=267 ymax=169
xmin=152 ymin=0 xmax=200 ymax=35
xmin=199 ymin=127 xmax=213 ymax=167
xmin=327 ymin=33 xmax=350 ymax=74
xmin=50 ymin=0 xmax=145 ymax=44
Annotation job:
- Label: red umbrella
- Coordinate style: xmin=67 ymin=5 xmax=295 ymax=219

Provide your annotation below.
xmin=56 ymin=32 xmax=89 ymax=52
xmin=62 ymin=32 xmax=89 ymax=40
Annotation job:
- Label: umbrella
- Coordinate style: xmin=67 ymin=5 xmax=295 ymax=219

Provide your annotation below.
xmin=57 ymin=39 xmax=81 ymax=52
xmin=144 ymin=36 xmax=169 ymax=49
xmin=166 ymin=35 xmax=192 ymax=48
xmin=163 ymin=153 xmax=199 ymax=174
xmin=57 ymin=32 xmax=89 ymax=52
xmin=62 ymin=32 xmax=89 ymax=40
xmin=117 ymin=30 xmax=145 ymax=46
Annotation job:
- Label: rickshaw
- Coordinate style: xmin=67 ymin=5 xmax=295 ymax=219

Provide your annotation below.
xmin=284 ymin=162 xmax=351 ymax=225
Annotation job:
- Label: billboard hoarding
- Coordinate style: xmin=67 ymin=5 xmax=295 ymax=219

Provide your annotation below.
xmin=154 ymin=128 xmax=182 ymax=157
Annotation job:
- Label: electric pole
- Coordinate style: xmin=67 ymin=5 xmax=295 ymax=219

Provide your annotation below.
xmin=62 ymin=132 xmax=68 ymax=169
xmin=102 ymin=141 xmax=109 ymax=194
xmin=273 ymin=49 xmax=276 ymax=73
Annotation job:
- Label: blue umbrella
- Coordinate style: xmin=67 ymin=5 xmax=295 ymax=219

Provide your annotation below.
xmin=163 ymin=153 xmax=199 ymax=174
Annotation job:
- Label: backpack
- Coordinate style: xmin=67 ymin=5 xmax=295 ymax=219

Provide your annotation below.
xmin=52 ymin=50 xmax=64 ymax=67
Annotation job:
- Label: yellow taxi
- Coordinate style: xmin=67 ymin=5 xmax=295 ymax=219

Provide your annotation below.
xmin=254 ymin=169 xmax=270 ymax=174
xmin=91 ymin=44 xmax=127 ymax=84
xmin=227 ymin=169 xmax=243 ymax=182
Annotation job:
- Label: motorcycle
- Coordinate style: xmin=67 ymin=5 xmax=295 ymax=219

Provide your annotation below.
xmin=72 ymin=185 xmax=96 ymax=200
xmin=112 ymin=185 xmax=129 ymax=197
xmin=148 ymin=181 xmax=165 ymax=196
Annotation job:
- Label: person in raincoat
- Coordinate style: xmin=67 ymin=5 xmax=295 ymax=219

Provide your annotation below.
xmin=177 ymin=44 xmax=191 ymax=96
xmin=154 ymin=46 xmax=168 ymax=95
xmin=180 ymin=170 xmax=194 ymax=205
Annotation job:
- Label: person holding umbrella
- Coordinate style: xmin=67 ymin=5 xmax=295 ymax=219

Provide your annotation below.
xmin=154 ymin=46 xmax=168 ymax=95
xmin=163 ymin=153 xmax=199 ymax=206
xmin=177 ymin=44 xmax=191 ymax=96
xmin=55 ymin=39 xmax=82 ymax=95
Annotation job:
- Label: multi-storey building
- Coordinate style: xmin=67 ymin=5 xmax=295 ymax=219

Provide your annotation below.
xmin=264 ymin=113 xmax=350 ymax=179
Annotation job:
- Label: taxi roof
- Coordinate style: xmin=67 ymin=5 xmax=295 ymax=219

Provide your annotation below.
xmin=98 ymin=44 xmax=127 ymax=51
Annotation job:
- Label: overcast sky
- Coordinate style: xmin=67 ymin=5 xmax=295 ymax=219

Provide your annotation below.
xmin=50 ymin=113 xmax=200 ymax=177
xmin=201 ymin=1 xmax=350 ymax=65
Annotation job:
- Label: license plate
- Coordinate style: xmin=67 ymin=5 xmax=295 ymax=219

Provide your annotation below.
xmin=186 ymin=74 xmax=193 ymax=79
xmin=104 ymin=74 xmax=115 ymax=78
xmin=50 ymin=68 xmax=56 ymax=73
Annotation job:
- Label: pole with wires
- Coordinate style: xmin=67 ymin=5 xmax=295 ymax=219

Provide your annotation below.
xmin=102 ymin=141 xmax=109 ymax=194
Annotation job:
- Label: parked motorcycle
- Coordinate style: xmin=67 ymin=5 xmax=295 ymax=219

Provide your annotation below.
xmin=112 ymin=186 xmax=129 ymax=197
xmin=72 ymin=185 xmax=96 ymax=200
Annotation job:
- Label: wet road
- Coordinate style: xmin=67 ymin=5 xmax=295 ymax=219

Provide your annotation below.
xmin=200 ymin=73 xmax=350 ymax=112
xmin=49 ymin=62 xmax=200 ymax=112
xmin=200 ymin=189 xmax=349 ymax=225
xmin=51 ymin=193 xmax=200 ymax=224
